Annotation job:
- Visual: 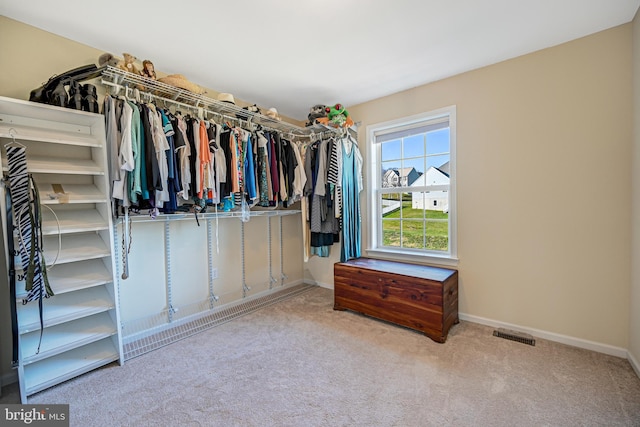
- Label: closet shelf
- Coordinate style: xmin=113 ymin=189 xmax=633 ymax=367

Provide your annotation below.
xmin=38 ymin=184 xmax=107 ymax=205
xmin=16 ymin=258 xmax=112 ymax=299
xmin=0 ymin=123 xmax=102 ymax=148
xmin=100 ymin=66 xmax=340 ymax=138
xmin=17 ymin=286 xmax=115 ymax=334
xmin=2 ymin=155 xmax=103 ymax=175
xmin=20 ymin=312 xmax=117 ymax=365
xmin=23 ymin=338 xmax=119 ymax=396
xmin=40 ymin=234 xmax=111 ymax=266
xmin=40 ymin=209 xmax=109 ymax=235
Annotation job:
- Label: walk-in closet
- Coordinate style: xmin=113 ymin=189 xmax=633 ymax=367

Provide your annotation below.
xmin=1 ymin=62 xmax=362 ymax=402
xmin=2 ymin=4 xmax=640 ymax=425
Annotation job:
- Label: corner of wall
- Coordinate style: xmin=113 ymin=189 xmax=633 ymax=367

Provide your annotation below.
xmin=629 ymin=350 xmax=640 ymax=379
xmin=630 ymin=4 xmax=640 ymax=376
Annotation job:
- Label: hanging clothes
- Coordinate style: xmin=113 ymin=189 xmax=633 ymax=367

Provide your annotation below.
xmin=148 ymin=105 xmax=170 ymax=209
xmin=290 ymin=141 xmax=307 ymax=204
xmin=112 ymin=100 xmax=134 ymax=206
xmin=307 ymin=138 xmax=339 ymax=257
xmin=171 ymin=113 xmax=191 ymax=201
xmin=198 ymin=120 xmax=211 ymax=199
xmin=160 ymin=109 xmax=180 ymax=213
xmin=211 ymin=125 xmax=226 ymax=205
xmin=141 ymin=104 xmax=161 ymax=208
xmin=127 ymin=100 xmax=143 ymax=205
xmin=340 ymin=135 xmax=363 ymax=262
xmin=256 ymin=130 xmax=270 ymax=206
xmin=244 ymin=132 xmax=257 ymax=202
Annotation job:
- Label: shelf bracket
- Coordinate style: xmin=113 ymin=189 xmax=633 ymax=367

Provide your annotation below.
xmin=241 ymin=220 xmax=250 ymax=297
xmin=164 ymin=221 xmax=173 ymax=322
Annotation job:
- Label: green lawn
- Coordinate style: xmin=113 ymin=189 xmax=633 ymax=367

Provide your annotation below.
xmin=382 ymin=201 xmax=448 ymax=250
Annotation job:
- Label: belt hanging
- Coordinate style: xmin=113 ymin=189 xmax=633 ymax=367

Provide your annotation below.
xmin=6 ymin=144 xmax=53 ymax=355
xmin=4 ymin=181 xmax=19 ymax=367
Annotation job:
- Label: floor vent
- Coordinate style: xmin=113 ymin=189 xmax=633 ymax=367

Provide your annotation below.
xmin=493 ymin=328 xmax=536 ymax=346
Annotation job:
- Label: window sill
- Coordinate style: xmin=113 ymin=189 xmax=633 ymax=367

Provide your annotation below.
xmin=365 ymin=248 xmax=459 ymax=268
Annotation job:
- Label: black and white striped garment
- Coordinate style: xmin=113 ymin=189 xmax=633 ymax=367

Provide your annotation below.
xmin=327 ymin=138 xmax=343 ymax=220
xmin=6 ymin=145 xmax=53 ymax=304
xmin=327 ymin=138 xmax=339 ymax=185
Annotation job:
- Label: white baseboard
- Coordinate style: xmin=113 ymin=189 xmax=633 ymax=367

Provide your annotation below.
xmin=303 ymin=278 xmax=333 ymax=289
xmin=628 ymin=350 xmax=640 ymax=378
xmin=459 ymin=313 xmax=628 ymax=359
xmin=1 ymin=370 xmax=17 ymax=388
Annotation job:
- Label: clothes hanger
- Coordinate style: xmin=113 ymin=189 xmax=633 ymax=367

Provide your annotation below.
xmin=4 ymin=128 xmax=25 ymax=149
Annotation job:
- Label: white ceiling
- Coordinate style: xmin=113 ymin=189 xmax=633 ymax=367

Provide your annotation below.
xmin=1 ymin=0 xmax=639 ymax=121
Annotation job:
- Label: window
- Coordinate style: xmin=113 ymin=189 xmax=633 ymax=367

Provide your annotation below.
xmin=367 ymin=106 xmax=457 ymax=262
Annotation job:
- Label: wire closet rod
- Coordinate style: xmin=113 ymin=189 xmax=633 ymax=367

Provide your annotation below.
xmin=101 ymin=79 xmax=307 ymax=138
xmin=100 ymin=65 xmax=349 ymax=141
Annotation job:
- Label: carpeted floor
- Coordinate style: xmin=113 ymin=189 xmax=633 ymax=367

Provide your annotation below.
xmin=2 ymin=286 xmax=639 ymax=426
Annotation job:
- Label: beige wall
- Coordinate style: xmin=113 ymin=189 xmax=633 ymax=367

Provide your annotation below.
xmin=631 ymin=9 xmax=640 ymax=371
xmin=346 ymin=24 xmax=633 ymax=349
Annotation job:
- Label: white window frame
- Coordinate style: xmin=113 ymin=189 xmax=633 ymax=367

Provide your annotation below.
xmin=366 ymin=105 xmax=458 ymax=265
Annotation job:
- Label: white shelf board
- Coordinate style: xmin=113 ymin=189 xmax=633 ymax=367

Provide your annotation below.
xmin=2 ymin=155 xmax=103 ymax=175
xmin=0 ymin=122 xmax=101 ymax=147
xmin=21 ymin=311 xmax=117 ymax=365
xmin=42 ymin=233 xmax=111 ymax=265
xmin=16 ymin=258 xmax=112 ymax=299
xmin=40 ymin=208 xmax=109 ymax=235
xmin=38 ymin=184 xmax=107 ymax=205
xmin=0 ymin=96 xmax=102 ymax=136
xmin=23 ymin=338 xmax=118 ymax=396
xmin=17 ymin=286 xmax=115 ymax=334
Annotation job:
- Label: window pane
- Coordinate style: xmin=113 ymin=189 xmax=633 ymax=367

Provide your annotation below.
xmin=403 ymin=134 xmax=424 ymax=158
xmin=426 ymin=218 xmax=449 ymax=251
xmin=424 ymin=189 xmax=449 ymax=213
xmin=382 ymin=219 xmax=401 ymax=247
xmin=381 ymin=161 xmax=401 ymax=187
xmin=402 ymin=220 xmax=424 ymax=249
xmin=410 ymin=190 xmax=427 ymax=211
xmin=381 ymin=193 xmax=402 ymax=217
xmin=426 ymin=128 xmax=450 ymax=155
xmin=381 ymin=139 xmax=401 ymax=162
xmin=427 ymin=154 xmax=449 ymax=171
xmin=403 ymin=158 xmax=424 ymax=181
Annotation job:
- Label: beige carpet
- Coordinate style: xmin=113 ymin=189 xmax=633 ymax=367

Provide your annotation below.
xmin=2 ymin=286 xmax=639 ymax=426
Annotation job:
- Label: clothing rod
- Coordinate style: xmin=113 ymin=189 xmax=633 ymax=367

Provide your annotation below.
xmin=102 ymin=79 xmax=300 ymax=135
xmin=100 ymin=66 xmax=347 ymax=139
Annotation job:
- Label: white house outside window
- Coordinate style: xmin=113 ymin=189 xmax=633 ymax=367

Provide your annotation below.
xmin=367 ymin=106 xmax=457 ymax=262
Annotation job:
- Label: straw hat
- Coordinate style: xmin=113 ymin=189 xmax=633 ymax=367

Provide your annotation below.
xmin=217 ymin=93 xmax=235 ymax=104
xmin=265 ymin=107 xmax=281 ymax=121
xmin=157 ymin=74 xmax=205 ymax=94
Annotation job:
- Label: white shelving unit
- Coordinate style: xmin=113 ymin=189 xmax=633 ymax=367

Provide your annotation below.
xmin=0 ymin=96 xmax=121 ymax=402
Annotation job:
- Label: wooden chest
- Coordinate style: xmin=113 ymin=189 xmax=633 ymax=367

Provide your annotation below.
xmin=334 ymin=258 xmax=458 ymax=343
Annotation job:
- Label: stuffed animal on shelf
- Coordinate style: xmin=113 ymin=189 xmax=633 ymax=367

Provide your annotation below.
xmin=98 ymin=52 xmax=120 ymax=68
xmin=317 ymin=103 xmax=354 ymax=128
xmin=305 ymin=104 xmax=327 ymax=127
xmin=141 ymin=60 xmax=156 ymax=80
xmin=119 ymin=53 xmax=140 ymax=75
